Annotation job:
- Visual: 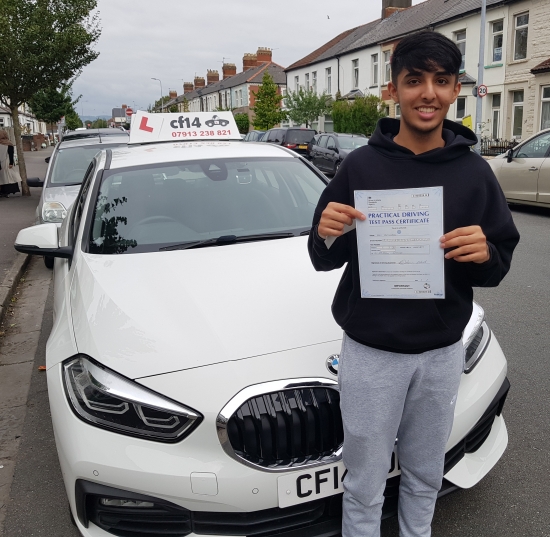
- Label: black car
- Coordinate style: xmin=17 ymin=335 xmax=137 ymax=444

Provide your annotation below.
xmin=306 ymin=134 xmax=322 ymax=160
xmin=260 ymin=127 xmax=317 ymax=157
xmin=205 ymin=115 xmax=230 ymax=127
xmin=243 ymin=130 xmax=266 ymax=142
xmin=310 ymin=133 xmax=369 ymax=175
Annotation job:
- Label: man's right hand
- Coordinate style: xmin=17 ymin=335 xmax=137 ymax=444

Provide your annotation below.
xmin=317 ymin=202 xmax=366 ymax=240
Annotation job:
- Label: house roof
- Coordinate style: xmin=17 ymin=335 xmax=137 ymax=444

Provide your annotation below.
xmin=531 ymin=57 xmax=550 ymax=74
xmin=287 ymin=0 xmax=511 ymax=71
xmin=161 ymin=62 xmax=287 ymax=109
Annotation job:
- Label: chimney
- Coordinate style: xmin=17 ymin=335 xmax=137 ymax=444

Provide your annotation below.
xmin=243 ymin=53 xmax=258 ymax=71
xmin=122 ymin=104 xmax=127 ymax=109
xmin=207 ymin=69 xmax=220 ymax=85
xmin=222 ymin=63 xmax=237 ymax=79
xmin=256 ymin=47 xmax=272 ymax=64
xmin=194 ymin=76 xmax=205 ymax=90
xmin=169 ymin=90 xmax=177 ymax=99
xmin=183 ymin=82 xmax=194 ymax=94
xmin=382 ymin=0 xmax=411 ymax=19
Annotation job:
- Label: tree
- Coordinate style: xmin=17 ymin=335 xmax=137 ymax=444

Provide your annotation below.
xmin=153 ymin=96 xmax=172 ymax=112
xmin=284 ymin=88 xmax=332 ymax=128
xmin=65 ymin=109 xmax=83 ymax=130
xmin=28 ymin=84 xmax=75 ymax=139
xmin=0 ymin=0 xmax=100 ymax=195
xmin=332 ymin=95 xmax=386 ymax=136
xmin=234 ymin=113 xmax=249 ymax=134
xmin=181 ymin=97 xmax=190 ymax=113
xmin=251 ymin=72 xmax=287 ymax=130
xmin=91 ymin=118 xmax=108 ymax=129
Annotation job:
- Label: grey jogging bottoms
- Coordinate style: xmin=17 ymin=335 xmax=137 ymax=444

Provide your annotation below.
xmin=339 ymin=334 xmax=464 ymax=537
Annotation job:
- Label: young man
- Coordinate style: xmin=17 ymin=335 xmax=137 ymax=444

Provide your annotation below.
xmin=308 ymin=31 xmax=519 ymax=537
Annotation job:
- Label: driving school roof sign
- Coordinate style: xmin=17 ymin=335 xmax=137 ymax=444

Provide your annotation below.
xmin=128 ymin=111 xmax=242 ymax=144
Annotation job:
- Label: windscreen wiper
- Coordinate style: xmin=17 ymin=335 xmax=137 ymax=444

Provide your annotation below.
xmin=159 ymin=232 xmax=295 ymax=251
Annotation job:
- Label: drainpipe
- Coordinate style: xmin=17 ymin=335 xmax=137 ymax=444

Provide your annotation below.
xmin=337 ymin=57 xmax=341 ymax=93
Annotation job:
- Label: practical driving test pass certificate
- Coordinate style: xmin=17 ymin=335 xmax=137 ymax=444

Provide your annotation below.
xmin=354 ymin=187 xmax=445 ymax=299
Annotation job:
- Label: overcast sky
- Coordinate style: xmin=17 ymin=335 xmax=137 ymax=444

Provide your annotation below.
xmin=73 ymin=0 xmax=424 ymax=118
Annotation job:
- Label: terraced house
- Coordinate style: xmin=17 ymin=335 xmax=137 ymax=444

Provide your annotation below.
xmin=162 ymin=48 xmax=286 ymax=131
xmin=285 ymin=0 xmax=550 ymax=141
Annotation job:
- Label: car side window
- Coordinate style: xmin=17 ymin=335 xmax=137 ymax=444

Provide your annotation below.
xmin=318 ymin=135 xmax=328 ymax=148
xmin=327 ymin=137 xmax=336 ymax=150
xmin=514 ymin=133 xmax=550 ymax=158
xmin=71 ymin=161 xmax=96 ymax=243
xmin=267 ymin=130 xmax=278 ymax=143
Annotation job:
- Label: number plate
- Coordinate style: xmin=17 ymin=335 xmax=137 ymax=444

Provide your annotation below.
xmin=277 ymin=451 xmax=400 ymax=508
xmin=299 ymin=144 xmax=308 ymax=149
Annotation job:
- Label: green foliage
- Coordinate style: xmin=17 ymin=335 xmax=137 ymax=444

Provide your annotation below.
xmin=234 ymin=113 xmax=250 ymax=134
xmin=65 ymin=109 xmax=83 ymax=130
xmin=251 ymin=72 xmax=287 ymax=130
xmin=29 ymin=84 xmax=75 ymax=125
xmin=332 ymin=95 xmax=386 ymax=136
xmin=169 ymin=105 xmax=178 ymax=113
xmin=284 ymin=88 xmax=332 ymax=128
xmin=0 ymin=0 xmax=100 ymax=193
xmin=153 ymin=96 xmax=172 ymax=111
xmin=91 ymin=118 xmax=108 ymax=128
xmin=181 ymin=97 xmax=190 ymax=113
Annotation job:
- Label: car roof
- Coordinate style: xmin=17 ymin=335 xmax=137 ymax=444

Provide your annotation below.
xmin=58 ymin=135 xmax=130 ymax=149
xmin=108 ymin=140 xmax=296 ymax=170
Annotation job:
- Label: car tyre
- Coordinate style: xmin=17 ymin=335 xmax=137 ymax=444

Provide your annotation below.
xmin=44 ymin=256 xmax=54 ymax=269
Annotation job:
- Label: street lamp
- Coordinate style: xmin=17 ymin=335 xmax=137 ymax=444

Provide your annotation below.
xmin=151 ymin=78 xmax=163 ymax=112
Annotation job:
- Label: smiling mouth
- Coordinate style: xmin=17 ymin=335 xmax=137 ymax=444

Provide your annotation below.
xmin=416 ymin=107 xmax=438 ymax=113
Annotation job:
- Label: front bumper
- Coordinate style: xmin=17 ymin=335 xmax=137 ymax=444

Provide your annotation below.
xmin=47 ymin=336 xmax=509 ymax=537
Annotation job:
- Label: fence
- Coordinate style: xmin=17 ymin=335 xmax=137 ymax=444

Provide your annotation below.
xmin=480 ymin=138 xmax=518 ymax=157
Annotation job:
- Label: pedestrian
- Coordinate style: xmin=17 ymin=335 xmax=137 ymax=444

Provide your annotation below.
xmin=307 ymin=31 xmax=519 ymax=537
xmin=0 ymin=130 xmax=21 ymax=197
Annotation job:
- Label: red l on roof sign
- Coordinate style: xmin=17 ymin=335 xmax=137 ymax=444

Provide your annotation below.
xmin=125 ymin=107 xmax=134 ymax=116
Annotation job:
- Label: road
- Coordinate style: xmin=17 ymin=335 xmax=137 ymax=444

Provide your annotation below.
xmin=1 ymin=203 xmax=549 ymax=537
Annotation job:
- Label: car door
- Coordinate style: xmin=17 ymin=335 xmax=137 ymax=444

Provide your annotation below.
xmin=325 ymin=136 xmax=338 ymax=173
xmin=497 ymin=133 xmax=550 ymax=202
xmin=312 ymin=135 xmax=327 ymax=169
xmin=537 ymin=152 xmax=550 ymax=204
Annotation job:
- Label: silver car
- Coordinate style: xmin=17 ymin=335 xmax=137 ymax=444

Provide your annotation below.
xmin=33 ymin=129 xmax=129 ymax=268
xmin=488 ymin=128 xmax=550 ymax=208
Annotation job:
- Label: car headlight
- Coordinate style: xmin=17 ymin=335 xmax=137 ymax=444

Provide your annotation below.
xmin=462 ymin=303 xmax=491 ymax=374
xmin=63 ymin=356 xmax=202 ymax=442
xmin=42 ymin=201 xmax=67 ymax=223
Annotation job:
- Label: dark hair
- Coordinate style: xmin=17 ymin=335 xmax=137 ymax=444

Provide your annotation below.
xmin=391 ymin=31 xmax=462 ymax=84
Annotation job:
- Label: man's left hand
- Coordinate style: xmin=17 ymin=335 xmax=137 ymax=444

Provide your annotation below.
xmin=440 ymin=226 xmax=490 ymax=264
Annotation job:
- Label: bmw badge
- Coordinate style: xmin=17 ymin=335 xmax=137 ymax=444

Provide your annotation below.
xmin=326 ymin=354 xmax=339 ymax=375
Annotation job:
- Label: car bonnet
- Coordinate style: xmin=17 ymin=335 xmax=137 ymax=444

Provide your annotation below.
xmin=68 ymin=236 xmax=344 ymax=379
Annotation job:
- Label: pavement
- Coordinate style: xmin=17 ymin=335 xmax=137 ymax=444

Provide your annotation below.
xmin=0 ymin=146 xmax=53 ymax=323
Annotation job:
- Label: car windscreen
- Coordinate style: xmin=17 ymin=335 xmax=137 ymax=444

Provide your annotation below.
xmin=286 ymin=131 xmax=316 ymax=144
xmin=338 ymin=137 xmax=369 ymax=150
xmin=88 ymin=157 xmax=327 ymax=255
xmin=49 ymin=144 xmax=126 ymax=186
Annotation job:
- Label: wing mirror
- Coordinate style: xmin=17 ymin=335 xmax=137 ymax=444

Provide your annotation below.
xmin=14 ymin=224 xmax=73 ymax=259
xmin=27 ymin=177 xmax=44 ymax=188
xmin=506 ymin=148 xmax=514 ymax=163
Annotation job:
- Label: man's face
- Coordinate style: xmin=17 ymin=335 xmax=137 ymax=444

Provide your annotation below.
xmin=388 ymin=67 xmax=461 ymax=135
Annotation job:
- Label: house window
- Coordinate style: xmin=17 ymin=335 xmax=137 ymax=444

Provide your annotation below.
xmin=294 ymin=76 xmax=299 ymax=92
xmin=0 ymin=118 xmax=4 ymax=127
xmin=312 ymin=71 xmax=317 ymax=93
xmin=305 ymin=73 xmax=310 ymax=91
xmin=492 ymin=20 xmax=503 ymax=62
xmin=491 ymin=93 xmax=501 ymax=139
xmin=384 ymin=51 xmax=391 ymax=83
xmin=455 ymin=30 xmax=466 ymax=70
xmin=395 ymin=104 xmax=401 ymax=119
xmin=514 ymin=13 xmax=529 ymax=60
xmin=456 ymin=97 xmax=466 ymax=119
xmin=326 ymin=67 xmax=332 ymax=94
xmin=541 ymin=86 xmax=550 ymax=130
xmin=371 ymin=54 xmax=379 ymax=85
xmin=512 ymin=90 xmax=524 ymax=137
xmin=352 ymin=59 xmax=359 ymax=89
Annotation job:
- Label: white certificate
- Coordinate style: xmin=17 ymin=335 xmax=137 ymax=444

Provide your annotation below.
xmin=354 ymin=187 xmax=445 ymax=299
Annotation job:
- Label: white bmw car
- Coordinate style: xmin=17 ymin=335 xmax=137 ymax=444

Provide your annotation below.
xmin=15 ymin=113 xmax=510 ymax=537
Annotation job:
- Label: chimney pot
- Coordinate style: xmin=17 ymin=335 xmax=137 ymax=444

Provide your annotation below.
xmin=381 ymin=0 xmax=411 ymax=19
xmin=256 ymin=47 xmax=272 ymax=63
xmin=243 ymin=53 xmax=258 ymax=71
xmin=194 ymin=76 xmax=206 ymax=90
xmin=169 ymin=90 xmax=177 ymax=99
xmin=222 ymin=63 xmax=237 ymax=79
xmin=207 ymin=69 xmax=220 ymax=85
xmin=183 ymin=82 xmax=194 ymax=93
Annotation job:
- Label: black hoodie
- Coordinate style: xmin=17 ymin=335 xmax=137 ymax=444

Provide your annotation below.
xmin=308 ymin=118 xmax=520 ymax=354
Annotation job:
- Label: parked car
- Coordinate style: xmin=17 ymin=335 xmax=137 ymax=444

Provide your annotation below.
xmin=487 ymin=128 xmax=550 ymax=208
xmin=306 ymin=134 xmax=322 ymax=160
xmin=243 ymin=130 xmax=266 ymax=142
xmin=15 ymin=114 xmax=510 ymax=537
xmin=260 ymin=127 xmax=317 ymax=157
xmin=29 ymin=128 xmax=130 ymax=268
xmin=310 ymin=133 xmax=369 ymax=175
